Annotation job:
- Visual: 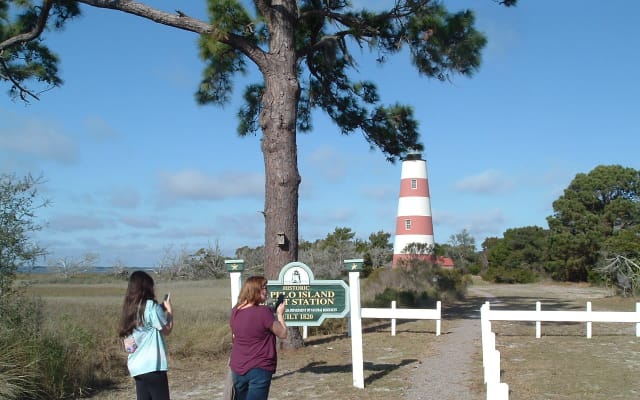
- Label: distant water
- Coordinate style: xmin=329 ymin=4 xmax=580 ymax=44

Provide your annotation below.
xmin=17 ymin=266 xmax=153 ymax=275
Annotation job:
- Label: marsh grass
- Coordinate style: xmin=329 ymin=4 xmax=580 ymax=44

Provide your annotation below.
xmin=0 ymin=340 xmax=42 ymax=400
xmin=11 ymin=277 xmax=236 ymax=398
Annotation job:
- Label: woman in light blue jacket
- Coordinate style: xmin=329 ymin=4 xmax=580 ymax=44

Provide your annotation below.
xmin=119 ymin=271 xmax=173 ymax=400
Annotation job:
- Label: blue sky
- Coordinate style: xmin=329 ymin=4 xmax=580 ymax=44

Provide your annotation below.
xmin=1 ymin=1 xmax=639 ymax=268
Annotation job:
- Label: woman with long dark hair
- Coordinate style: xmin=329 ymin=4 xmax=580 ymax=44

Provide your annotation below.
xmin=119 ymin=271 xmax=173 ymax=400
xmin=230 ymin=276 xmax=287 ymax=400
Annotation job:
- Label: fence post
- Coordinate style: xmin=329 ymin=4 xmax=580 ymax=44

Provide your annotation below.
xmin=481 ymin=302 xmax=494 ymax=384
xmin=487 ymin=382 xmax=510 ymax=400
xmin=637 ymin=303 xmax=640 ymax=337
xmin=391 ymin=301 xmax=397 ymax=336
xmin=348 ymin=271 xmax=364 ymax=389
xmin=536 ymin=301 xmax=541 ymax=338
xmin=436 ymin=301 xmax=441 ymax=336
xmin=586 ymin=302 xmax=592 ymax=338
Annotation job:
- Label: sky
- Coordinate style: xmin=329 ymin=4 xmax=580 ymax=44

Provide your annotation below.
xmin=1 ymin=1 xmax=639 ymax=268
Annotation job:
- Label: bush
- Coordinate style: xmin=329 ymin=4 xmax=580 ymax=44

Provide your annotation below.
xmin=0 ymin=290 xmax=112 ymax=399
xmin=467 ymin=263 xmax=482 ymax=275
xmin=368 ymin=287 xmax=432 ymax=308
xmin=481 ymin=266 xmax=538 ymax=284
xmin=362 ymin=262 xmax=469 ymax=307
xmin=0 ymin=339 xmax=42 ymax=400
xmin=309 ymin=318 xmax=348 ymax=336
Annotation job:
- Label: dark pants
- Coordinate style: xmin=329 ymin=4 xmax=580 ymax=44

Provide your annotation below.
xmin=232 ymin=368 xmax=273 ymax=400
xmin=134 ymin=371 xmax=170 ymax=400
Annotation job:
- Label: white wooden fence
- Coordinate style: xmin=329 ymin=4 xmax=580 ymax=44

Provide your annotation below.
xmin=361 ymin=300 xmax=442 ymax=336
xmin=301 ymin=300 xmax=441 ymax=339
xmin=480 ymin=301 xmax=640 ymax=400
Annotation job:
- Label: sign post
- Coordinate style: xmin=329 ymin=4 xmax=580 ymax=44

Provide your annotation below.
xmin=225 ymin=259 xmax=244 ymax=308
xmin=344 ymin=259 xmax=365 ymax=389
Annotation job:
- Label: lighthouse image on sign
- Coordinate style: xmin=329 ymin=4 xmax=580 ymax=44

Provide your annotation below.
xmin=392 ymin=150 xmax=435 ymax=267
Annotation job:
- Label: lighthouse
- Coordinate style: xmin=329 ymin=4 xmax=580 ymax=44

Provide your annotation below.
xmin=392 ymin=151 xmax=435 ymax=267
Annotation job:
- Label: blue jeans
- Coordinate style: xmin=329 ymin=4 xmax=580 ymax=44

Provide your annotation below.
xmin=133 ymin=371 xmax=170 ymax=400
xmin=232 ymin=368 xmax=273 ymax=400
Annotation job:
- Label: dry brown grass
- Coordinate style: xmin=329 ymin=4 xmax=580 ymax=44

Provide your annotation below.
xmin=479 ymin=282 xmax=640 ymax=400
xmin=21 ymin=275 xmax=640 ymax=399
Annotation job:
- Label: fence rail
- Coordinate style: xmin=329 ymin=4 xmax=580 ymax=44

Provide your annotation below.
xmin=361 ymin=301 xmax=441 ymax=336
xmin=480 ymin=301 xmax=640 ymax=400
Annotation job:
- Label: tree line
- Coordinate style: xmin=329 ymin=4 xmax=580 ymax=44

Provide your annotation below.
xmin=174 ymin=165 xmax=640 ymax=291
xmin=4 ymin=164 xmax=638 ymax=289
xmin=480 ymin=165 xmax=640 ymax=290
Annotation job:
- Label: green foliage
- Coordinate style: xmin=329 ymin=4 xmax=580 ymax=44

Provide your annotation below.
xmin=0 ymin=292 xmax=103 ymax=399
xmin=547 ymin=165 xmax=640 ymax=282
xmin=482 ymin=226 xmax=548 ymax=282
xmin=194 ymin=0 xmax=509 ymax=161
xmin=231 ymin=227 xmax=392 ymax=279
xmin=0 ymin=0 xmax=80 ymax=101
xmin=434 ymin=268 xmax=470 ymax=295
xmin=357 ymin=230 xmax=393 ymax=272
xmin=445 ymin=228 xmax=478 ymax=272
xmin=234 ymin=244 xmax=265 ymax=273
xmin=369 ymin=287 xmax=431 ymax=308
xmin=0 ymin=339 xmax=42 ymax=400
xmin=0 ymin=173 xmax=48 ymax=299
xmin=363 ymin=260 xmax=469 ymax=306
xmin=481 ymin=265 xmax=537 ymax=284
xmin=467 ymin=263 xmax=481 ymax=275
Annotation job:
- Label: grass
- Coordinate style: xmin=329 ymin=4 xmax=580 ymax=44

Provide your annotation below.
xmin=25 ymin=277 xmax=235 ymax=359
xmin=12 ymin=275 xmax=640 ymax=399
xmin=17 ymin=274 xmax=447 ymax=399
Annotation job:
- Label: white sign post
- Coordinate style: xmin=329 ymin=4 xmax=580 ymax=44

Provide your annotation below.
xmin=225 ymin=259 xmax=244 ymax=308
xmin=345 ymin=259 xmax=365 ymax=389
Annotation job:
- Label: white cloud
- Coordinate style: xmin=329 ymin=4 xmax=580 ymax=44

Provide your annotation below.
xmin=84 ymin=116 xmax=119 ymax=139
xmin=307 ymin=146 xmax=347 ymax=181
xmin=454 ymin=169 xmax=514 ymax=194
xmin=157 ymin=169 xmax=264 ymax=202
xmin=109 ymin=187 xmax=140 ymax=208
xmin=360 ymin=184 xmax=395 ymax=200
xmin=0 ymin=117 xmax=77 ymax=164
xmin=109 ymin=188 xmax=140 ymax=208
xmin=47 ymin=214 xmax=112 ymax=232
xmin=433 ymin=208 xmax=507 ymax=244
xmin=120 ymin=216 xmax=160 ymax=229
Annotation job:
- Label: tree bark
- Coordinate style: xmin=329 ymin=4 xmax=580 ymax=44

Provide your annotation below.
xmin=260 ymin=0 xmax=301 ymax=280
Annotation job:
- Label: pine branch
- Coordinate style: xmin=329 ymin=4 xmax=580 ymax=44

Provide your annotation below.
xmin=0 ymin=58 xmax=40 ymax=102
xmin=0 ymin=0 xmax=54 ymax=52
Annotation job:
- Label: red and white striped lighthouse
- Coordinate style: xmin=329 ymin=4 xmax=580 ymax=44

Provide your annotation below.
xmin=392 ymin=151 xmax=435 ymax=267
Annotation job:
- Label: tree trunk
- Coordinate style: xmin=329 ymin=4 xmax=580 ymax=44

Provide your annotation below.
xmin=259 ymin=0 xmax=304 ymax=349
xmin=260 ymin=0 xmax=300 ymax=280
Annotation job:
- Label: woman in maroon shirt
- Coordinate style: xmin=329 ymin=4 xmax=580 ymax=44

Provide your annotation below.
xmin=230 ymin=276 xmax=287 ymax=400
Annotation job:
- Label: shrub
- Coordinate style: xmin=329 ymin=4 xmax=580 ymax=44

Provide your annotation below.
xmin=0 ymin=289 xmax=112 ymax=399
xmin=467 ymin=263 xmax=482 ymax=275
xmin=0 ymin=339 xmax=42 ymax=400
xmin=362 ymin=263 xmax=469 ymax=307
xmin=481 ymin=266 xmax=538 ymax=284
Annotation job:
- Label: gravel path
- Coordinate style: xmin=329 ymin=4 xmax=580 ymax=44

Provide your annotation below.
xmin=405 ymin=318 xmax=482 ymax=400
xmin=405 ymin=286 xmax=498 ymax=400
